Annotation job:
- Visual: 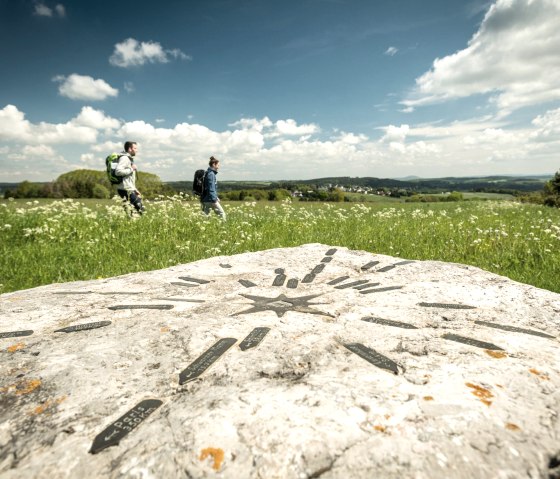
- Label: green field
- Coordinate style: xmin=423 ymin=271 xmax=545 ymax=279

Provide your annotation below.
xmin=1 ymin=197 xmax=559 ymax=294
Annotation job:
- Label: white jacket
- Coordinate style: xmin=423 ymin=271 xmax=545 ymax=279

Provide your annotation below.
xmin=114 ymin=153 xmax=137 ymax=192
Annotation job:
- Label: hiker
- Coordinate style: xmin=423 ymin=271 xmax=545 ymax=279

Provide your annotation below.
xmin=115 ymin=141 xmax=145 ymax=216
xmin=201 ymin=156 xmax=226 ymax=221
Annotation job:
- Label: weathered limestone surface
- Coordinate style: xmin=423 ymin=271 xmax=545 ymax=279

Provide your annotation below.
xmin=1 ymin=244 xmax=559 ymax=478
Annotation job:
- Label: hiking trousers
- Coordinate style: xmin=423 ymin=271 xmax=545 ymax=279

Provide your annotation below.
xmin=201 ymin=201 xmax=226 ymax=221
xmin=118 ymin=189 xmax=145 ymax=215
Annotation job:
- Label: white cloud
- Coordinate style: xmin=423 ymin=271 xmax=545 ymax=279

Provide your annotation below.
xmin=403 ymin=0 xmax=560 ymax=117
xmin=34 ymin=3 xmax=65 ymax=18
xmin=73 ymin=106 xmax=121 ymax=130
xmin=124 ymin=82 xmax=135 ymax=93
xmin=2 ymin=104 xmax=560 ymax=182
xmin=53 ymin=74 xmax=118 ymax=101
xmin=384 ymin=46 xmax=398 ymax=56
xmin=0 ymin=104 xmax=108 ymax=144
xmin=34 ymin=4 xmax=53 ymax=16
xmin=55 ymin=4 xmax=65 ymax=17
xmin=109 ymin=38 xmax=191 ymax=68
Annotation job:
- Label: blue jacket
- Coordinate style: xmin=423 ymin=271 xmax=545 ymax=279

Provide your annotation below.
xmin=201 ymin=167 xmax=218 ymax=202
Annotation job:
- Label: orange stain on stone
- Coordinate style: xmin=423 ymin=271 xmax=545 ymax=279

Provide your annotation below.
xmin=31 ymin=396 xmax=67 ymax=415
xmin=485 ymin=350 xmax=507 ymax=359
xmin=7 ymin=342 xmax=25 ymax=353
xmin=160 ymin=326 xmax=170 ymax=333
xmin=466 ymin=382 xmax=494 ymax=406
xmin=529 ymin=368 xmax=549 ymax=380
xmin=0 ymin=379 xmax=42 ymax=396
xmin=200 ymin=448 xmax=224 ymax=471
xmin=505 ymin=423 xmax=521 ymax=431
xmin=423 ymin=396 xmax=434 ymax=401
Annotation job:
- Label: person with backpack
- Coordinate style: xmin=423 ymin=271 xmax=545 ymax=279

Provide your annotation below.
xmin=115 ymin=141 xmax=145 ymax=216
xmin=200 ymin=156 xmax=226 ymax=221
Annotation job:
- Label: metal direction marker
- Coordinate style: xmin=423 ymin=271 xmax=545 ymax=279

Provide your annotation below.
xmin=171 ymin=282 xmax=199 ymax=288
xmin=325 ymin=248 xmax=337 ymax=256
xmin=321 ymin=257 xmax=333 ymax=263
xmin=53 ymin=291 xmax=92 ymax=295
xmin=239 ymin=327 xmax=271 ymax=351
xmin=177 ymin=276 xmax=210 ymax=284
xmin=442 ymin=333 xmax=504 ymax=351
xmin=360 ymin=286 xmax=403 ymax=294
xmin=327 ymin=276 xmax=350 ymax=286
xmin=239 ymin=279 xmax=257 ymax=288
xmin=108 ymin=304 xmax=174 ymax=311
xmin=334 ymin=279 xmax=370 ymax=289
xmin=377 ymin=265 xmax=396 ymax=273
xmin=89 ymin=399 xmax=162 ymax=454
xmin=418 ymin=302 xmax=476 ymax=310
xmin=361 ymin=317 xmax=418 ymax=329
xmin=475 ymin=320 xmax=555 ymax=339
xmin=153 ymin=297 xmax=205 ymax=303
xmin=395 ymin=260 xmax=415 ymax=266
xmin=273 ymin=274 xmax=287 ymax=286
xmin=287 ymin=278 xmax=299 ymax=289
xmin=0 ymin=330 xmax=33 ymax=339
xmin=344 ymin=343 xmax=399 ymax=375
xmin=312 ymin=264 xmax=326 ymax=274
xmin=54 ymin=321 xmax=111 ymax=333
xmin=353 ymin=282 xmax=381 ymax=291
xmin=179 ymin=338 xmax=237 ymax=385
xmin=302 ymin=273 xmax=316 ymax=283
xmin=361 ymin=261 xmax=380 ymax=271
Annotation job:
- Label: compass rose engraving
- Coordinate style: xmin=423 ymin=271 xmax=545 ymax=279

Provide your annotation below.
xmin=233 ymin=293 xmax=334 ymax=318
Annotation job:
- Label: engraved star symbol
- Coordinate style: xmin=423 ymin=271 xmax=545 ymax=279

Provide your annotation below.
xmin=233 ymin=293 xmax=333 ymax=318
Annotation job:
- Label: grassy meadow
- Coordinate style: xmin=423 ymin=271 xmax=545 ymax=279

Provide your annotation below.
xmin=1 ymin=195 xmax=559 ymax=294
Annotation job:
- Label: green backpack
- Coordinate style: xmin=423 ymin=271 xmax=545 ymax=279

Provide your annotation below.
xmin=105 ymin=153 xmax=125 ymax=185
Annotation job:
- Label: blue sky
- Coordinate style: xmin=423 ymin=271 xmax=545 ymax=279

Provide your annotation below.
xmin=1 ymin=0 xmax=559 ymax=182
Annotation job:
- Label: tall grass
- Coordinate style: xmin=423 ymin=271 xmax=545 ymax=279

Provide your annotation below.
xmin=1 ymin=196 xmax=559 ymax=294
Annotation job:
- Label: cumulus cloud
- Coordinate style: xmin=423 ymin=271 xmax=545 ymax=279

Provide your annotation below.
xmin=3 ymin=103 xmax=560 ymax=182
xmin=109 ymin=38 xmax=191 ymax=68
xmin=53 ymin=74 xmax=118 ymax=101
xmin=34 ymin=3 xmax=65 ymax=18
xmin=403 ymin=0 xmax=560 ymax=117
xmin=0 ymin=104 xmax=110 ymax=144
xmin=384 ymin=46 xmax=398 ymax=56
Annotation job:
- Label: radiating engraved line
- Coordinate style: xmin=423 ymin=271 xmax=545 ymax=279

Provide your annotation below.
xmin=108 ymin=304 xmax=174 ymax=311
xmin=179 ymin=338 xmax=237 ymax=385
xmin=377 ymin=265 xmax=395 ymax=273
xmin=273 ymin=274 xmax=287 ymax=286
xmin=153 ymin=297 xmax=205 ymax=303
xmin=475 ymin=320 xmax=555 ymax=339
xmin=177 ymin=276 xmax=210 ymax=284
xmin=54 ymin=321 xmax=111 ymax=333
xmin=325 ymin=249 xmax=337 ymax=256
xmin=359 ymin=286 xmax=403 ymax=294
xmin=418 ymin=302 xmax=476 ymax=310
xmin=239 ymin=328 xmax=271 ymax=351
xmin=302 ymin=273 xmax=316 ymax=283
xmin=334 ymin=280 xmax=370 ymax=289
xmin=442 ymin=333 xmax=504 ymax=351
xmin=287 ymin=278 xmax=298 ymax=289
xmin=353 ymin=282 xmax=381 ymax=290
xmin=312 ymin=264 xmax=326 ymax=274
xmin=361 ymin=317 xmax=418 ymax=329
xmin=361 ymin=261 xmax=379 ymax=271
xmin=0 ymin=330 xmax=34 ymax=339
xmin=170 ymin=282 xmax=199 ymax=288
xmin=327 ymin=276 xmax=349 ymax=285
xmin=321 ymin=257 xmax=333 ymax=263
xmin=344 ymin=343 xmax=399 ymax=374
xmin=89 ymin=399 xmax=163 ymax=454
xmin=238 ymin=279 xmax=257 ymax=288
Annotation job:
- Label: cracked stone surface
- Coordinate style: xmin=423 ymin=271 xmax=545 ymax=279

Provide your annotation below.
xmin=1 ymin=243 xmax=560 ymax=478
